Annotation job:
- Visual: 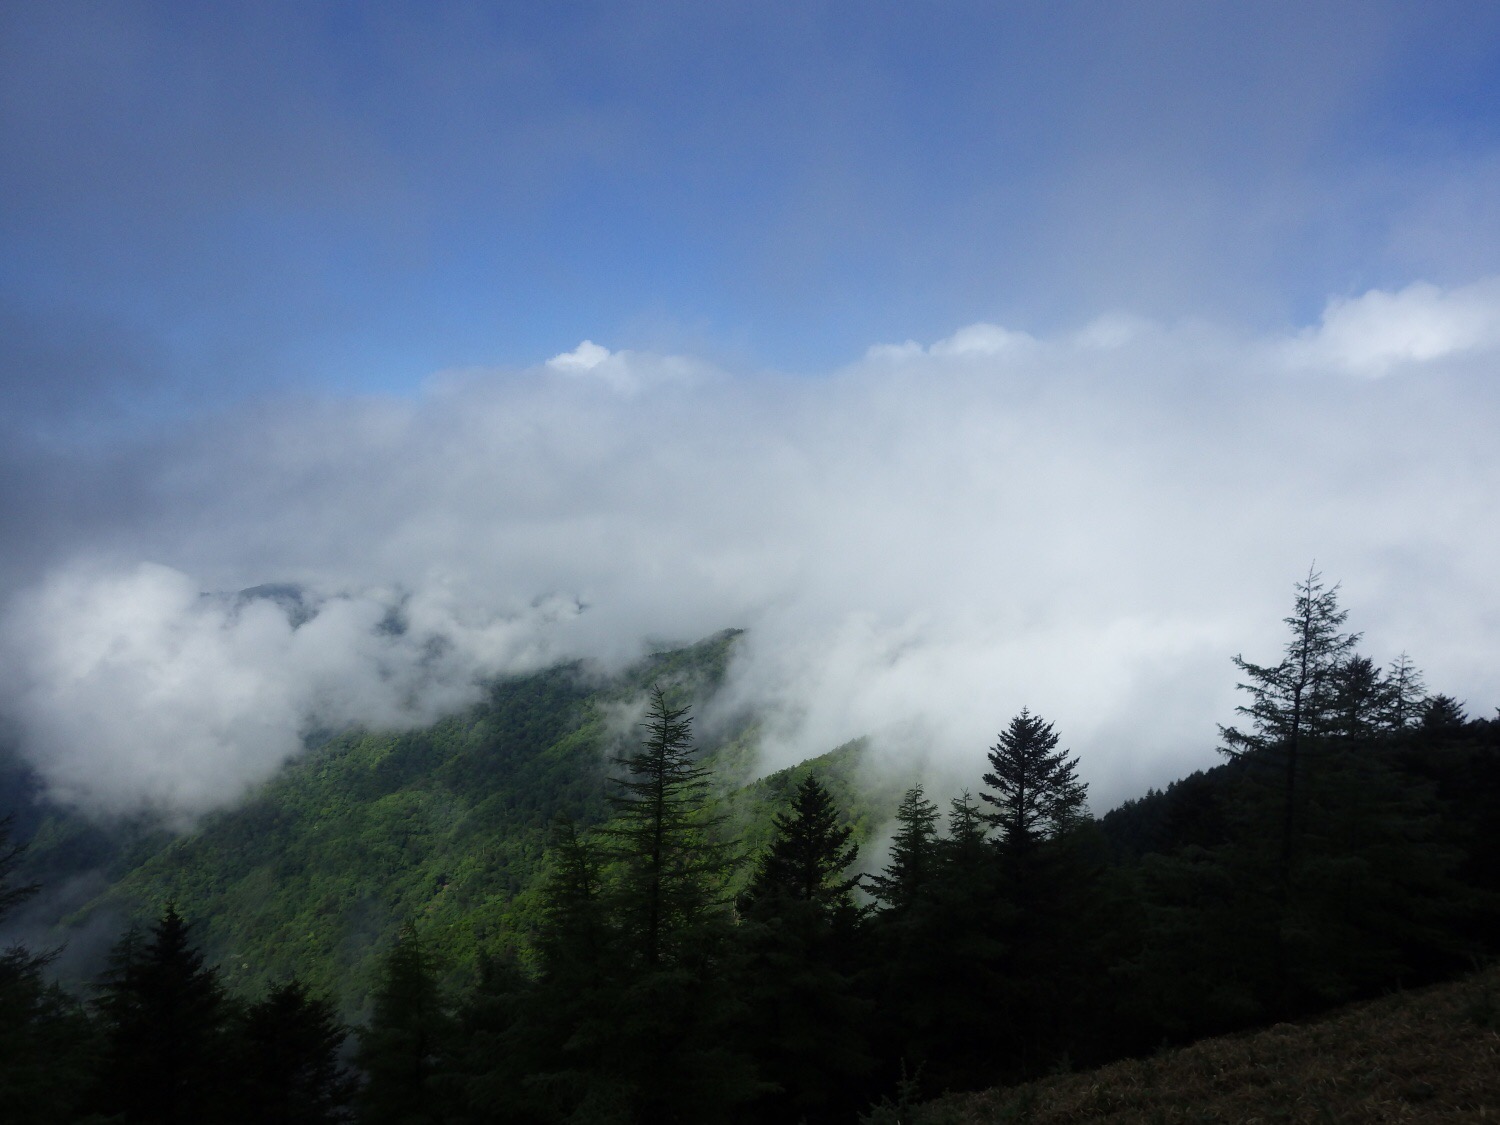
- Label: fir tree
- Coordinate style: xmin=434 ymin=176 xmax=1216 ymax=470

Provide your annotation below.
xmin=1329 ymin=654 xmax=1387 ymax=739
xmin=980 ymin=709 xmax=1088 ymax=865
xmin=534 ymin=814 xmax=610 ymax=987
xmin=91 ymin=905 xmax=232 ymax=1125
xmin=867 ymin=784 xmax=940 ymax=914
xmin=1219 ymin=567 xmax=1359 ymax=879
xmin=1382 ymin=651 xmax=1427 ymax=730
xmin=740 ymin=775 xmax=859 ymax=915
xmin=1421 ymin=694 xmax=1467 ymax=732
xmin=737 ymin=776 xmax=871 ymax=1124
xmin=603 ymin=684 xmax=732 ymax=969
xmin=355 ymin=925 xmax=452 ymax=1125
xmin=559 ymin=686 xmax=753 ymax=1122
xmin=238 ymin=978 xmax=355 ymax=1125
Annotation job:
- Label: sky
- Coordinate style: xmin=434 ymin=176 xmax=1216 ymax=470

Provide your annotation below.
xmin=2 ymin=1 xmax=1499 ymax=820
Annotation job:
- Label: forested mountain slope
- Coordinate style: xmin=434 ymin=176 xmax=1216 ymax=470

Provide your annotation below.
xmin=5 ymin=629 xmax=906 ymax=1013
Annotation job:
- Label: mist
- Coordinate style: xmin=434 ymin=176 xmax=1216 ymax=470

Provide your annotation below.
xmin=2 ymin=280 xmax=1498 ymax=818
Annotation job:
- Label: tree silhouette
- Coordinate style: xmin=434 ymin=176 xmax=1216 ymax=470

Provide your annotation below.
xmin=238 ymin=978 xmax=355 ymax=1125
xmin=355 ymin=924 xmax=452 ymax=1125
xmin=737 ymin=775 xmax=870 ymax=1124
xmin=866 ymin=784 xmax=940 ymax=914
xmin=1381 ymin=652 xmax=1427 ymax=730
xmin=740 ymin=775 xmax=859 ymax=914
xmin=1219 ymin=567 xmax=1359 ymax=880
xmin=980 ymin=709 xmax=1088 ymax=866
xmin=557 ymin=685 xmax=752 ymax=1122
xmin=91 ymin=905 xmax=232 ymax=1125
xmin=603 ymin=684 xmax=731 ymax=969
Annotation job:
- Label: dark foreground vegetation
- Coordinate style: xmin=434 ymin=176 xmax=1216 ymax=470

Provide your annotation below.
xmin=1 ymin=571 xmax=1497 ymax=1123
xmin=917 ymin=962 xmax=1500 ymax=1123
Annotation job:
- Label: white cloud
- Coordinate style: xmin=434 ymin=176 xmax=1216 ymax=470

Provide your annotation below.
xmin=0 ymin=563 xmax=574 ymax=819
xmin=866 ymin=323 xmax=1037 ymax=362
xmin=1283 ymin=278 xmax=1500 ymax=376
xmin=546 ymin=340 xmax=612 ymax=372
xmin=3 ymin=286 xmax=1499 ymax=818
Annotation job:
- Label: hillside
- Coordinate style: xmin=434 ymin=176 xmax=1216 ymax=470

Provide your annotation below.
xmin=3 ymin=629 xmax=912 ymax=1014
xmin=912 ymin=962 xmax=1500 ymax=1123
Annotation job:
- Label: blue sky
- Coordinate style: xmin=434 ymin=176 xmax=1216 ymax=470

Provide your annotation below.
xmin=3 ymin=2 xmax=1500 ymax=816
xmin=6 ymin=1 xmax=1500 ymax=407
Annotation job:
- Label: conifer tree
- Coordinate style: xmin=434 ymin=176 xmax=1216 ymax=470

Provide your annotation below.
xmin=563 ymin=685 xmax=752 ymax=1122
xmin=603 ymin=683 xmax=731 ymax=969
xmin=980 ymin=709 xmax=1088 ymax=866
xmin=1219 ymin=567 xmax=1359 ymax=879
xmin=91 ymin=905 xmax=232 ymax=1125
xmin=534 ymin=814 xmax=609 ymax=989
xmin=1420 ymin=694 xmax=1467 ymax=732
xmin=238 ymin=978 xmax=355 ymax=1125
xmin=737 ymin=775 xmax=871 ymax=1124
xmin=1382 ymin=651 xmax=1427 ymax=730
xmin=355 ymin=924 xmax=452 ymax=1125
xmin=1329 ymin=654 xmax=1387 ymax=739
xmin=941 ymin=790 xmax=991 ymax=872
xmin=867 ymin=784 xmax=940 ymax=914
xmin=740 ymin=775 xmax=859 ymax=915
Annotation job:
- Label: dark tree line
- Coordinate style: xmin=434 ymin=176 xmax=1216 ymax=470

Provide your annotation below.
xmin=2 ymin=573 xmax=1498 ymax=1123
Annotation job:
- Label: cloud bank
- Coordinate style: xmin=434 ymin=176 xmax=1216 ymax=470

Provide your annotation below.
xmin=3 ymin=280 xmax=1499 ymax=818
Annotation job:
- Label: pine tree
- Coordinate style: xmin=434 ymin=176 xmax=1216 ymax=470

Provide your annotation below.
xmin=1420 ymin=694 xmax=1467 ymax=732
xmin=740 ymin=775 xmax=859 ymax=915
xmin=238 ymin=979 xmax=355 ymax=1125
xmin=1328 ymin=654 xmax=1387 ymax=739
xmin=1219 ymin=567 xmax=1359 ymax=879
xmin=355 ymin=924 xmax=452 ymax=1125
xmin=91 ymin=905 xmax=232 ymax=1125
xmin=603 ymin=684 xmax=731 ymax=969
xmin=867 ymin=784 xmax=940 ymax=914
xmin=979 ymin=719 xmax=1103 ymax=1077
xmin=980 ymin=709 xmax=1088 ymax=866
xmin=1381 ymin=651 xmax=1427 ymax=730
xmin=534 ymin=814 xmax=609 ymax=989
xmin=737 ymin=776 xmax=871 ymax=1124
xmin=562 ymin=685 xmax=753 ymax=1122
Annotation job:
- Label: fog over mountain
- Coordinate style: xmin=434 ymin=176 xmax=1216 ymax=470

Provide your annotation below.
xmin=3 ymin=281 xmax=1497 ymax=818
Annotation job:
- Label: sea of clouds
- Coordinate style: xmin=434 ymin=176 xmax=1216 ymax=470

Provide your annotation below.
xmin=2 ymin=279 xmax=1498 ymax=820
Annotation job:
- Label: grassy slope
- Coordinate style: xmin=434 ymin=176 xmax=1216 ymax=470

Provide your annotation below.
xmin=916 ymin=963 xmax=1500 ymax=1124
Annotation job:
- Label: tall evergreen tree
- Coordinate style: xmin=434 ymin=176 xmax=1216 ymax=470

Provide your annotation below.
xmin=1328 ymin=654 xmax=1387 ymax=739
xmin=559 ymin=685 xmax=752 ymax=1123
xmin=533 ymin=814 xmax=609 ymax=989
xmin=1420 ymin=694 xmax=1467 ymax=732
xmin=737 ymin=776 xmax=870 ymax=1124
xmin=1219 ymin=567 xmax=1359 ymax=879
xmin=355 ymin=924 xmax=452 ymax=1125
xmin=1382 ymin=651 xmax=1428 ymax=730
xmin=980 ymin=709 xmax=1088 ymax=866
xmin=603 ymin=684 xmax=731 ymax=969
xmin=867 ymin=784 xmax=940 ymax=914
xmin=238 ymin=978 xmax=355 ymax=1125
xmin=739 ymin=775 xmax=859 ymax=914
xmin=979 ymin=717 xmax=1103 ymax=1078
xmin=881 ymin=791 xmax=1010 ymax=1093
xmin=91 ymin=905 xmax=233 ymax=1125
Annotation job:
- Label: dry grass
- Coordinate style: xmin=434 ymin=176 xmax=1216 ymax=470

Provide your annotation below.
xmin=918 ymin=965 xmax=1500 ymax=1124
